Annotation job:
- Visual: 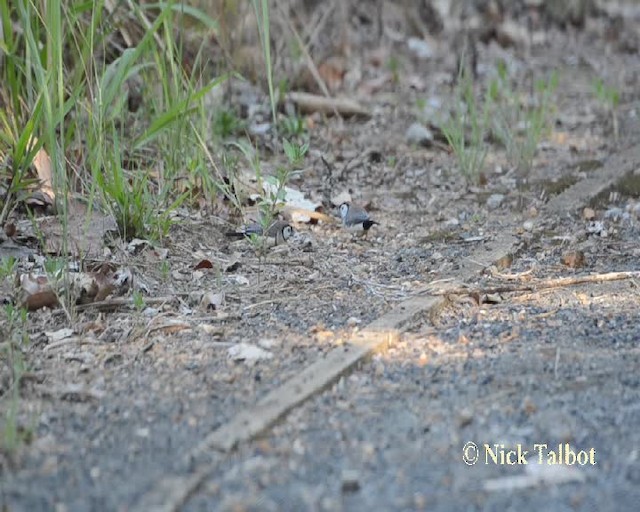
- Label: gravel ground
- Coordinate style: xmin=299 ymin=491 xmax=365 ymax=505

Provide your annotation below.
xmin=184 ymin=279 xmax=640 ymax=512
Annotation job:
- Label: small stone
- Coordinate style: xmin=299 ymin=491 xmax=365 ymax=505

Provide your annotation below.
xmin=143 ymin=307 xmax=159 ymax=317
xmin=523 ymin=220 xmax=534 ymax=231
xmin=604 ymin=207 xmax=624 ymax=221
xmin=292 ymin=438 xmax=305 ymax=455
xmin=407 ymin=37 xmax=433 ymax=59
xmin=483 ymin=293 xmax=502 ymax=304
xmin=405 ymin=122 xmax=434 ymax=147
xmin=228 ymin=343 xmax=273 ymax=362
xmin=413 ymin=492 xmax=428 ymax=509
xmin=522 ymin=396 xmax=537 ymax=415
xmin=341 ymin=469 xmax=360 ymax=493
xmin=586 ymin=221 xmax=606 ymax=236
xmin=346 ymin=317 xmax=361 ymax=327
xmin=135 ymin=427 xmax=150 ymax=438
xmin=458 ymin=408 xmax=474 ymax=428
xmin=248 ymin=122 xmax=271 ymax=136
xmin=582 ymin=207 xmax=596 ymax=220
xmin=486 ymin=194 xmax=505 ymax=210
xmin=258 ymin=338 xmax=280 ymax=349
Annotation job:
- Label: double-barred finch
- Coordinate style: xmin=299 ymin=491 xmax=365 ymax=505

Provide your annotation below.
xmin=339 ymin=202 xmax=379 ymax=232
xmin=225 ymin=220 xmax=293 ymax=248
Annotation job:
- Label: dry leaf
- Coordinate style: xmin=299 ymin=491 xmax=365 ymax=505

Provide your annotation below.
xmin=561 ymin=251 xmax=586 ymax=268
xmin=32 ymin=146 xmax=55 ymax=206
xmin=39 ymin=199 xmax=117 ymax=258
xmin=194 ymin=259 xmax=214 ymax=270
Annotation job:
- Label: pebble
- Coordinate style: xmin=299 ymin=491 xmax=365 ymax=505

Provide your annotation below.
xmin=227 ymin=343 xmax=273 ymax=362
xmin=407 ymin=37 xmax=433 ymax=59
xmin=486 ymin=194 xmax=505 ymax=210
xmin=405 ymin=122 xmax=433 ymax=146
xmin=604 ymin=207 xmax=624 ymax=221
xmin=346 ymin=317 xmax=361 ymax=327
xmin=523 ymin=220 xmax=534 ymax=231
xmin=582 ymin=207 xmax=596 ymax=220
xmin=341 ymin=469 xmax=361 ymax=493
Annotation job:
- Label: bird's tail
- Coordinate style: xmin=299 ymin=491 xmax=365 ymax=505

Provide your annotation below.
xmin=225 ymin=231 xmax=246 ymax=239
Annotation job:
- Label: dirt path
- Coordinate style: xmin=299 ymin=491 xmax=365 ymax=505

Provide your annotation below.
xmin=3 ymin=4 xmax=640 ymax=512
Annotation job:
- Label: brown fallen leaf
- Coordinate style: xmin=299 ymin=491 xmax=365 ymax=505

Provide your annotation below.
xmin=194 ymin=259 xmax=214 ymax=270
xmin=561 ymin=250 xmax=586 ymax=268
xmin=18 ymin=273 xmax=59 ymax=311
xmin=495 ymin=253 xmax=514 ymax=270
xmin=18 ymin=265 xmax=132 ymax=311
xmin=39 ymin=199 xmax=117 ymax=258
xmin=32 ymin=148 xmax=54 ymax=195
xmin=317 ymin=55 xmax=347 ymax=93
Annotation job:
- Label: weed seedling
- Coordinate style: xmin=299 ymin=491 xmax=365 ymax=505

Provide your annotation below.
xmin=592 ymin=77 xmax=620 ymax=142
xmin=489 ymin=62 xmax=558 ymax=174
xmin=441 ymin=64 xmax=491 ymax=184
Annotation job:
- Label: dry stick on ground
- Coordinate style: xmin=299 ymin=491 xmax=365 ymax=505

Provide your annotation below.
xmin=429 ymin=271 xmax=640 ymax=297
xmin=275 ymin=0 xmax=341 ymax=119
xmin=75 ymin=296 xmax=179 ymax=312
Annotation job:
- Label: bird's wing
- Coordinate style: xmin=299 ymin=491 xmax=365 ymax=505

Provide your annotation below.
xmin=266 ymin=221 xmax=288 ymax=236
xmin=347 ymin=206 xmax=370 ymax=224
xmin=241 ymin=223 xmax=264 ymax=235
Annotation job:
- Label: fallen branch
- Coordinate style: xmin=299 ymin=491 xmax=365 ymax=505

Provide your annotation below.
xmin=75 ymin=296 xmax=178 ymax=312
xmin=286 ymin=92 xmax=370 ymax=117
xmin=429 ymin=271 xmax=640 ymax=297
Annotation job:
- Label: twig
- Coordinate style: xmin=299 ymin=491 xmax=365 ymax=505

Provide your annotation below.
xmin=429 ymin=271 xmax=640 ymax=297
xmin=489 ymin=265 xmax=537 ymax=280
xmin=43 ymin=338 xmax=94 ymax=352
xmin=75 ymin=296 xmax=178 ymax=312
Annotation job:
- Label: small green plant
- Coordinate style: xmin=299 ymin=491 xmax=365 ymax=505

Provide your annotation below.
xmin=0 ymin=258 xmax=31 ymax=456
xmin=96 ymin=151 xmax=186 ymax=242
xmin=255 ymin=138 xmax=308 ymax=250
xmin=278 ymin=114 xmax=307 ymax=139
xmin=441 ymin=65 xmax=491 ymax=184
xmin=592 ymin=77 xmax=620 ymax=142
xmin=160 ymin=260 xmax=170 ymax=281
xmin=132 ymin=289 xmax=145 ymax=312
xmin=388 ymin=56 xmax=401 ymax=84
xmin=489 ymin=62 xmax=558 ymax=174
xmin=212 ymin=108 xmax=245 ymax=139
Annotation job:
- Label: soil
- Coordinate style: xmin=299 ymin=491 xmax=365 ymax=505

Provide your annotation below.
xmin=2 ymin=2 xmax=640 ymax=511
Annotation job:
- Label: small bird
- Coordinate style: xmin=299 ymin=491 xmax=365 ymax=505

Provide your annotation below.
xmin=339 ymin=202 xmax=379 ymax=233
xmin=225 ymin=220 xmax=293 ymax=248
